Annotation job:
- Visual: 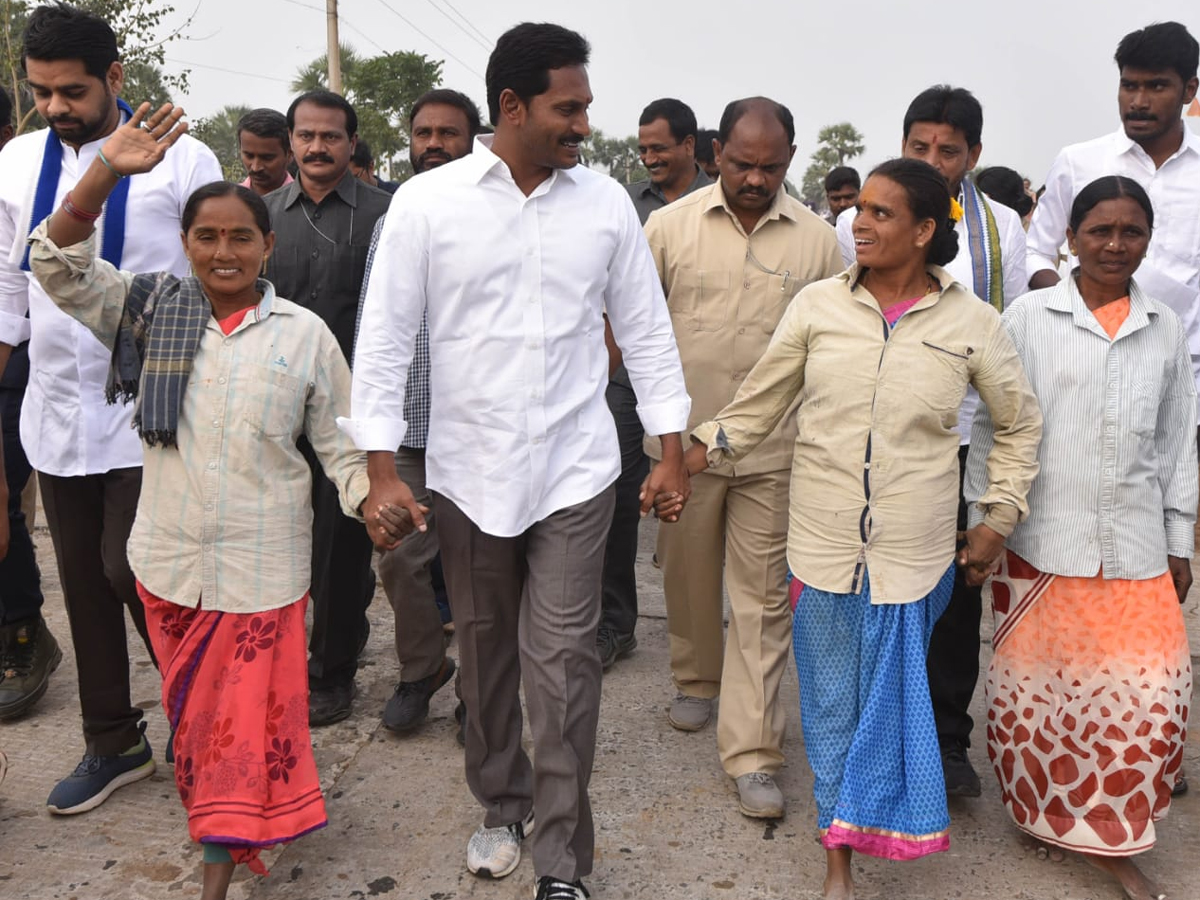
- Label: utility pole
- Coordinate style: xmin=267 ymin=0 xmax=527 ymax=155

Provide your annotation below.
xmin=326 ymin=0 xmax=342 ymax=93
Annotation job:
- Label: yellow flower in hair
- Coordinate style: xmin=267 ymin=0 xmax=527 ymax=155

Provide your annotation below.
xmin=948 ymin=197 xmax=964 ymax=223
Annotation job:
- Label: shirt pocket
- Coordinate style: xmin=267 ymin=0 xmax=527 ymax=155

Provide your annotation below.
xmin=669 ymin=268 xmax=731 ymax=332
xmin=1130 ymin=380 xmax=1162 ymax=438
xmin=240 ymin=364 xmax=304 ymax=439
xmin=916 ymin=340 xmax=973 ymax=412
xmin=757 ymin=272 xmax=806 ymax=334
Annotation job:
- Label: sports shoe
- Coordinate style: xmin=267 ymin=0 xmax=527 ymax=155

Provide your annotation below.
xmin=735 ymin=771 xmax=785 ymax=819
xmin=0 ymin=616 xmax=63 ymax=719
xmin=596 ymin=625 xmax=636 ymax=671
xmin=467 ymin=808 xmax=535 ymax=879
xmin=941 ymin=743 xmax=982 ymax=798
xmin=668 ymin=693 xmax=712 ymax=731
xmin=534 ymin=876 xmax=590 ymax=899
xmin=382 ymin=657 xmax=456 ymax=733
xmin=46 ymin=722 xmax=156 ymax=815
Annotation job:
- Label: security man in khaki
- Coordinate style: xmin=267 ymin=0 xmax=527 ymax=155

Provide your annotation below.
xmin=644 ymin=97 xmax=842 ymax=820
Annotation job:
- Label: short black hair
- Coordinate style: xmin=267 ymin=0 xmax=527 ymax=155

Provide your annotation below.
xmin=286 ymin=90 xmax=357 ymax=137
xmin=868 ymin=158 xmax=960 ymax=267
xmin=409 ymin=88 xmax=483 ymax=137
xmin=1115 ymin=21 xmax=1198 ymax=84
xmin=350 ymin=138 xmax=373 ymax=168
xmin=717 ymin=97 xmax=795 ymax=145
xmin=638 ymin=98 xmax=697 ymax=144
xmin=694 ymin=128 xmax=718 ymax=164
xmin=237 ymin=108 xmax=289 ymax=155
xmin=182 ymin=181 xmax=272 ymax=237
xmin=22 ymin=2 xmax=119 ymax=81
xmin=485 ymin=22 xmax=590 ymax=125
xmin=1068 ymin=175 xmax=1154 ymax=234
xmin=0 ymin=86 xmax=11 ymax=127
xmin=903 ymin=85 xmax=983 ymax=149
xmin=975 ymin=166 xmax=1033 ymax=219
xmin=824 ymin=166 xmax=860 ymax=193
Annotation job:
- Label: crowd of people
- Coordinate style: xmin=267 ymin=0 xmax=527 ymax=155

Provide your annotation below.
xmin=0 ymin=4 xmax=1195 ymax=900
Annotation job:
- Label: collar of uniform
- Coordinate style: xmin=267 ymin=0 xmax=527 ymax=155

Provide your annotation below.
xmin=636 ymin=164 xmax=711 ymax=201
xmin=703 ymin=180 xmax=798 ymax=226
xmin=206 ymin=280 xmax=292 ymax=334
xmin=283 ymin=168 xmax=361 ymax=209
xmin=1048 ymin=270 xmax=1158 ymax=337
xmin=1111 ymin=123 xmax=1200 ymax=163
xmin=465 ymin=134 xmax=583 ymax=189
xmin=843 ymin=262 xmax=961 ymax=312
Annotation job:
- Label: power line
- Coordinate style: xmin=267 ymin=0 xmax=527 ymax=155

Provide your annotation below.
xmin=370 ymin=0 xmax=484 ymax=78
xmin=420 ymin=0 xmax=490 ymax=51
xmin=279 ymin=0 xmax=388 ymax=54
xmin=434 ymin=0 xmax=492 ymax=46
xmin=166 ymin=57 xmax=293 ymax=84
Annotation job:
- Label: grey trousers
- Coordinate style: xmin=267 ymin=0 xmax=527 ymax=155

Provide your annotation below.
xmin=434 ymin=486 xmax=615 ymax=884
xmin=376 ymin=448 xmax=445 ymax=682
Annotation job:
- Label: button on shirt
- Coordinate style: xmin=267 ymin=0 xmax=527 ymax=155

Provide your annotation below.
xmin=645 ymin=182 xmax=842 ymax=475
xmin=0 ymin=126 xmax=222 ymax=476
xmin=1026 ymin=128 xmax=1200 ymax=398
xmin=691 ymin=265 xmax=1042 ymax=604
xmin=28 ymin=224 xmax=370 ymax=613
xmin=965 ymin=277 xmax=1197 ymax=578
xmin=342 ymin=136 xmax=691 ymax=538
xmin=837 ymin=187 xmax=1028 ymax=444
xmin=263 ymin=170 xmax=392 ymax=363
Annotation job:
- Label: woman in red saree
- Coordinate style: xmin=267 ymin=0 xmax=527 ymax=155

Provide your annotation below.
xmin=26 ymin=104 xmax=401 ymax=899
xmin=966 ymin=176 xmax=1194 ymax=900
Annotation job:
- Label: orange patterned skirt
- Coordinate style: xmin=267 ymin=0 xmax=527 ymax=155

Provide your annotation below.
xmin=985 ymin=551 xmax=1190 ymax=855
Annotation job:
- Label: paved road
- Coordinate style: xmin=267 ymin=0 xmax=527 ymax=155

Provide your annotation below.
xmin=1 ymin=521 xmax=1197 ymax=900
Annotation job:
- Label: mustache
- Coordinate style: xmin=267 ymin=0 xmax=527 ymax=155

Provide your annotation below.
xmin=303 ymin=153 xmax=335 ymax=164
xmin=737 ymin=186 xmax=769 ymax=197
xmin=418 ymin=149 xmax=451 ymax=165
xmin=48 ymin=117 xmax=83 ymax=129
xmin=1124 ymin=111 xmax=1156 ymax=121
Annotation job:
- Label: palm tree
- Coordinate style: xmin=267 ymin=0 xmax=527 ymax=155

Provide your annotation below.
xmin=290 ymin=44 xmax=362 ymax=93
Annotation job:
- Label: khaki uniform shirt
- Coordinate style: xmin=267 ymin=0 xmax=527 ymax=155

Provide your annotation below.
xmin=692 ymin=265 xmax=1043 ymax=605
xmin=643 ymin=182 xmax=842 ymax=475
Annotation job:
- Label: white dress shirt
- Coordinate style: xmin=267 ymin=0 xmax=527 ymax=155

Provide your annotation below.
xmin=342 ymin=136 xmax=691 ymax=538
xmin=1026 ymin=127 xmax=1200 ymax=398
xmin=966 ymin=277 xmax=1197 ymax=577
xmin=836 ymin=192 xmax=1027 ymax=443
xmin=0 ymin=121 xmax=222 ymax=476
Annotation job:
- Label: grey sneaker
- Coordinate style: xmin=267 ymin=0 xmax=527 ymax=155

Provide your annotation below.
xmin=466 ymin=808 xmax=535 ymax=879
xmin=735 ymin=772 xmax=785 ymax=819
xmin=668 ymin=693 xmax=712 ymax=731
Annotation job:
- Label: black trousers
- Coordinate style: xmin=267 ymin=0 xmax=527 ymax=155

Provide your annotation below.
xmin=925 ymin=444 xmax=983 ymax=749
xmin=303 ymin=439 xmax=376 ymax=690
xmin=599 ymin=378 xmax=648 ymax=637
xmin=0 ymin=343 xmax=43 ymax=625
xmin=39 ymin=467 xmax=153 ymax=756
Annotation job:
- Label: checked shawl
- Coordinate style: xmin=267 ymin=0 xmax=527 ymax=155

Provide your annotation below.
xmin=107 ymin=273 xmax=241 ymax=447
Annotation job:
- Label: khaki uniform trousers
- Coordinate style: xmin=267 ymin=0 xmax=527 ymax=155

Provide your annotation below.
xmin=657 ymin=467 xmax=791 ymax=778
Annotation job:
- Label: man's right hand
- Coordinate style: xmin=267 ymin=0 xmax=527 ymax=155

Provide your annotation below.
xmin=363 ymin=451 xmax=428 ymax=551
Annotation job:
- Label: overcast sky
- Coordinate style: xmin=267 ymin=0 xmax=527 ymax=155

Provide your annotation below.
xmin=159 ymin=0 xmax=1199 ymax=185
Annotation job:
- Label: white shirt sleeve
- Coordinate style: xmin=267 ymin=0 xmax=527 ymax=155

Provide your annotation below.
xmin=339 ymin=193 xmax=427 ymax=451
xmin=0 ymin=142 xmax=31 ymax=346
xmin=835 ymin=207 xmax=856 ymax=268
xmin=602 ymin=192 xmax=690 ymax=437
xmin=995 ymin=202 xmax=1029 ymax=309
xmin=1026 ymin=149 xmax=1073 ymax=284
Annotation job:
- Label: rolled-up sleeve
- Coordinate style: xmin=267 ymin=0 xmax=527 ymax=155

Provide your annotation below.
xmin=606 ymin=196 xmax=690 ymax=437
xmin=1157 ymin=319 xmax=1198 ymax=558
xmin=338 ymin=196 xmax=426 ymax=452
xmin=965 ymin=308 xmax=1042 ymax=536
xmin=26 ymin=221 xmax=133 ymax=348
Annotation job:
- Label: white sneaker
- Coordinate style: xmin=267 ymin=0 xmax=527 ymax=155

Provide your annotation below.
xmin=466 ymin=808 xmax=535 ymax=878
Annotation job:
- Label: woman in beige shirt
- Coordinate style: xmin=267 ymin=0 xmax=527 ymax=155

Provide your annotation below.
xmin=676 ymin=158 xmax=1042 ymax=900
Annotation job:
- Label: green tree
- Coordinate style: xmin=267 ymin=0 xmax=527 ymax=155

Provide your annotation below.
xmin=1 ymin=0 xmax=192 ymax=135
xmin=581 ymin=129 xmax=646 ymax=184
xmin=800 ymin=122 xmax=865 ymax=209
xmin=291 ymin=45 xmax=441 ymax=181
xmin=189 ymin=103 xmax=252 ymax=180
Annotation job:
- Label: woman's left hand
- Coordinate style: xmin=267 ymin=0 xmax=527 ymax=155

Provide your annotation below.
xmin=1167 ymin=555 xmax=1192 ymax=604
xmin=957 ymin=524 xmax=1005 ymax=586
xmin=98 ymin=101 xmax=190 ymax=177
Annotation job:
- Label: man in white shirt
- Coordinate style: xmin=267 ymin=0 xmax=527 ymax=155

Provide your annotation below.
xmin=345 ymin=23 xmax=690 ymax=900
xmin=1027 ymin=21 xmax=1200 ymax=410
xmin=0 ymin=4 xmax=220 ymax=814
xmin=836 ymin=85 xmax=1027 ymax=800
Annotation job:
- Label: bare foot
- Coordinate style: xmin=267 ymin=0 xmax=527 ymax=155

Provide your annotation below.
xmin=1082 ymin=853 xmax=1166 ymax=900
xmin=823 ymin=847 xmax=855 ymax=900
